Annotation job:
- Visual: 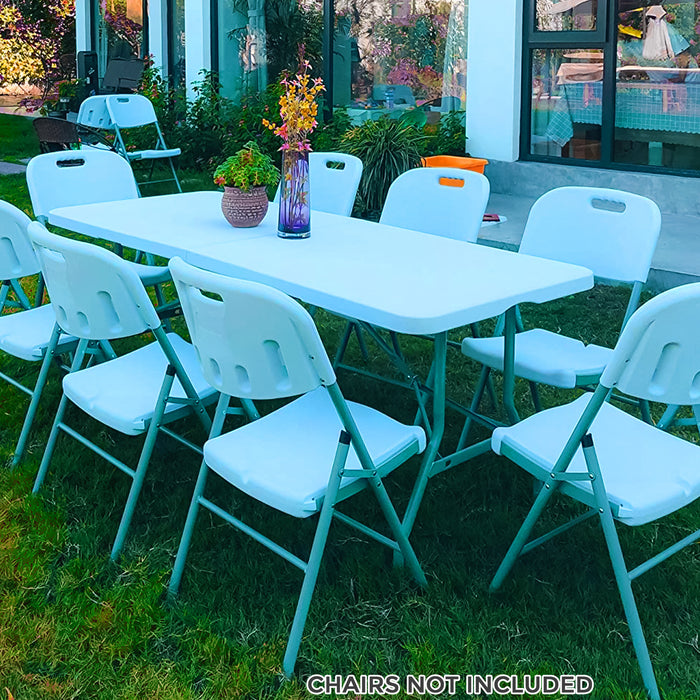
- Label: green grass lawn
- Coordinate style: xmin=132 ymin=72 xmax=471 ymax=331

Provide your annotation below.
xmin=1 ymin=127 xmax=699 ymax=699
xmin=0 ymin=113 xmax=40 ymax=164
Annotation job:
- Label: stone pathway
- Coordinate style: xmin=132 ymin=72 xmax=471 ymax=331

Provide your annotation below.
xmin=0 ymin=161 xmax=27 ymax=175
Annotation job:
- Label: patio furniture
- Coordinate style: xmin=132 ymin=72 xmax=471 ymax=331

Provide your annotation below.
xmin=25 ymin=224 xmax=244 ymax=560
xmin=380 ymin=166 xmax=490 ymax=242
xmin=47 ymin=190 xmax=594 ymax=541
xmin=166 ymin=257 xmax=427 ymax=677
xmin=273 ymin=152 xmax=363 ymax=217
xmin=0 ymin=201 xmax=78 ymax=466
xmin=489 ymin=282 xmax=700 ymax=700
xmin=26 ymin=150 xmax=139 ymax=224
xmin=459 ymin=186 xmax=661 ymax=447
xmin=105 ymin=94 xmax=182 ymax=194
xmin=33 ymin=118 xmax=81 ymax=153
xmin=77 ymin=95 xmax=113 ymax=131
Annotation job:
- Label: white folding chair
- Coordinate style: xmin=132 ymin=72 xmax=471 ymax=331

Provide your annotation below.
xmin=26 ymin=150 xmax=171 ymax=305
xmin=380 ymin=166 xmax=490 ymax=242
xmin=459 ymin=187 xmax=661 ymax=446
xmin=273 ymin=151 xmax=363 ymax=217
xmin=105 ymin=94 xmax=182 ymax=194
xmin=26 ymin=224 xmax=248 ymax=560
xmin=26 ymin=150 xmax=139 ymax=225
xmin=489 ymin=282 xmax=700 ymax=700
xmin=77 ymin=95 xmax=113 ymax=131
xmin=0 ymin=201 xmax=78 ymax=465
xmin=166 ymin=257 xmax=427 ymax=677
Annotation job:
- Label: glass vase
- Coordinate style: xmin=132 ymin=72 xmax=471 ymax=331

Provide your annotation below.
xmin=278 ymin=148 xmax=311 ymax=238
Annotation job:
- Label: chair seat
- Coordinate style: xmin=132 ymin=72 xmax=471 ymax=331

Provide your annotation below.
xmin=492 ymin=394 xmax=700 ymax=526
xmin=461 ymin=329 xmax=614 ymax=388
xmin=127 ymin=148 xmax=181 ymax=160
xmin=63 ymin=332 xmax=216 ymax=436
xmin=0 ymin=305 xmax=77 ymax=361
xmin=204 ymin=387 xmax=426 ymax=518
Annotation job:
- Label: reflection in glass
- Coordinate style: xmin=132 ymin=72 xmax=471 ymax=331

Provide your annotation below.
xmin=169 ymin=0 xmax=186 ymax=88
xmin=335 ymin=0 xmax=466 ymax=126
xmin=94 ymin=0 xmax=144 ymax=80
xmin=615 ymin=3 xmax=700 ymax=170
xmin=535 ymin=0 xmax=597 ymax=33
xmin=529 ymin=48 xmax=603 ymax=160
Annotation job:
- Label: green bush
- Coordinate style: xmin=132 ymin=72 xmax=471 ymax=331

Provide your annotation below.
xmin=340 ymin=117 xmax=425 ymax=218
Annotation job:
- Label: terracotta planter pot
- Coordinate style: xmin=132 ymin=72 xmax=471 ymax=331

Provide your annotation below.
xmin=221 ymin=185 xmax=269 ymax=227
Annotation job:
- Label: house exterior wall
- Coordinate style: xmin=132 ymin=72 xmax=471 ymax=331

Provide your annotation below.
xmin=466 ymin=0 xmax=523 ymax=162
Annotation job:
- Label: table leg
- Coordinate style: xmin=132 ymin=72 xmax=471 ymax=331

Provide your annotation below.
xmin=400 ymin=331 xmax=447 ymax=540
xmin=503 ymin=306 xmax=520 ymax=425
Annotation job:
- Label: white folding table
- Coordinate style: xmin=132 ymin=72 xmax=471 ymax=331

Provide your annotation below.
xmin=49 ymin=191 xmax=594 ymax=535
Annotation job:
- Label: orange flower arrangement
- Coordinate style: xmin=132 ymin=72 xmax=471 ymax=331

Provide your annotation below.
xmin=263 ymin=60 xmax=325 ymax=151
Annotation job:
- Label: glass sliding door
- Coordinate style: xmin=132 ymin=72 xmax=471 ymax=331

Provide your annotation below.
xmin=169 ymin=0 xmax=186 ymax=88
xmin=94 ymin=0 xmax=146 ymax=80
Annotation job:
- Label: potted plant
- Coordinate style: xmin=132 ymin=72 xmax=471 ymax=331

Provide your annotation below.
xmin=213 ymin=141 xmax=280 ymax=227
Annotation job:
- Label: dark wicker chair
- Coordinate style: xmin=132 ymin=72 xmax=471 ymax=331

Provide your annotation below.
xmin=33 ymin=118 xmax=80 ymax=153
xmin=33 ymin=117 xmax=116 ymax=154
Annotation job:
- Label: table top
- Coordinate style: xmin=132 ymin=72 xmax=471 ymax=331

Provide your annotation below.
xmin=49 ymin=192 xmax=593 ymax=335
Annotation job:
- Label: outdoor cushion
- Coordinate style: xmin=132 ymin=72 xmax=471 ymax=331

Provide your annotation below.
xmin=0 ymin=305 xmax=76 ymax=361
xmin=492 ymin=394 xmax=700 ymax=526
xmin=204 ymin=387 xmax=426 ymax=518
xmin=63 ymin=332 xmax=216 ymax=436
xmin=462 ymin=328 xmax=614 ymax=388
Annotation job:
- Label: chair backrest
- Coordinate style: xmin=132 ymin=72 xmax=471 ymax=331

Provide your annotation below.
xmin=106 ymin=94 xmax=158 ymax=129
xmin=519 ymin=187 xmax=661 ymax=284
xmin=27 ymin=222 xmax=160 ymax=340
xmin=379 ymin=167 xmax=490 ymax=243
xmin=26 ymin=150 xmax=139 ymax=222
xmin=77 ymin=95 xmax=113 ymax=130
xmin=0 ymin=200 xmax=40 ymax=279
xmin=600 ymin=282 xmax=700 ymax=406
xmin=169 ymin=257 xmax=336 ymax=401
xmin=33 ymin=118 xmax=80 ymax=153
xmin=309 ymin=152 xmax=363 ymax=216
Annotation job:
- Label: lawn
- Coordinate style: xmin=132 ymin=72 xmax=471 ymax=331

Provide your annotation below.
xmin=1 ymin=114 xmax=699 ymax=699
xmin=0 ymin=113 xmax=40 ymax=164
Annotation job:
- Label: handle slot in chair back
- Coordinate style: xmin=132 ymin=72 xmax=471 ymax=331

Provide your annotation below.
xmin=601 ymin=282 xmax=700 ymax=405
xmin=170 ymin=257 xmax=336 ymax=400
xmin=28 ymin=222 xmax=160 ymax=340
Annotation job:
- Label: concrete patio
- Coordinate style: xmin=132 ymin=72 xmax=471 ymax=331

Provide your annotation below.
xmin=478 ymin=160 xmax=700 ymax=292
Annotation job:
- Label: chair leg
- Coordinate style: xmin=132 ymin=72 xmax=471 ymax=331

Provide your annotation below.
xmin=583 ymin=439 xmax=660 ymax=700
xmin=111 ymin=366 xmax=177 ymax=560
xmin=167 ymin=460 xmax=209 ymax=598
xmin=12 ymin=325 xmax=62 ymax=467
xmin=353 ymin=322 xmax=369 ymax=361
xmin=489 ymin=480 xmax=557 ymax=592
xmin=32 ymin=392 xmax=70 ymax=494
xmin=529 ymin=381 xmax=543 ymax=412
xmin=369 ymin=476 xmax=427 ymax=588
xmin=333 ymin=321 xmax=354 ymax=368
xmin=282 ymin=433 xmax=350 ymax=678
xmin=457 ymin=365 xmax=491 ymax=451
xmin=32 ymin=339 xmax=89 ymax=493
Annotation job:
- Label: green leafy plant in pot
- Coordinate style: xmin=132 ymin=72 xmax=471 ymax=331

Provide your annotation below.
xmin=214 ymin=141 xmax=280 ymax=227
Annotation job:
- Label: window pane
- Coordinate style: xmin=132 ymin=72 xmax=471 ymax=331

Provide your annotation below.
xmin=615 ymin=3 xmax=700 ymax=170
xmin=535 ymin=0 xmax=598 ymax=33
xmin=530 ymin=48 xmax=603 ymax=160
xmin=335 ymin=0 xmax=466 ymax=124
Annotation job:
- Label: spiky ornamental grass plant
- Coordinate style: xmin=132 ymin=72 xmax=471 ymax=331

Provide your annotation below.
xmin=340 ymin=117 xmax=425 ymax=219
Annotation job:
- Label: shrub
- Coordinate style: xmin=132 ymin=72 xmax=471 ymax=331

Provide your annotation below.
xmin=340 ymin=117 xmax=424 ymax=218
